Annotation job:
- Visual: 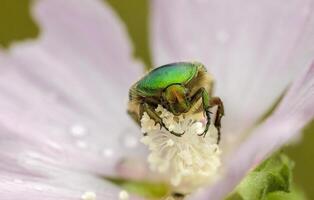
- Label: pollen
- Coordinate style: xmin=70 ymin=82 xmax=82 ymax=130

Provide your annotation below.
xmin=140 ymin=105 xmax=221 ymax=193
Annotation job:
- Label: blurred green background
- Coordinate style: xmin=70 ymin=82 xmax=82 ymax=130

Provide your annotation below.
xmin=0 ymin=0 xmax=313 ymax=199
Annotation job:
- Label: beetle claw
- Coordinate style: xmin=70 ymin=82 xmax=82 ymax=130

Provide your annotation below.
xmin=198 ymin=124 xmax=209 ymax=138
xmin=169 ymin=130 xmax=185 ymax=137
xmin=158 ymin=121 xmax=185 ymax=137
xmin=164 ymin=125 xmax=185 ymax=137
xmin=198 ymin=131 xmax=207 ymax=138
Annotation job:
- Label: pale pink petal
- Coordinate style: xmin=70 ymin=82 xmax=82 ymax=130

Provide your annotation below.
xmin=0 ymin=0 xmax=148 ymax=178
xmin=0 ymin=163 xmax=141 ymax=200
xmin=0 ymin=127 xmax=143 ymax=200
xmin=189 ymin=62 xmax=314 ymax=200
xmin=151 ymin=0 xmax=314 ymax=138
xmin=0 ymin=172 xmax=131 ymax=200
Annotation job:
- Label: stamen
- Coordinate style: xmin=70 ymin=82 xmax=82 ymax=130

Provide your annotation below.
xmin=141 ymin=105 xmax=221 ymax=193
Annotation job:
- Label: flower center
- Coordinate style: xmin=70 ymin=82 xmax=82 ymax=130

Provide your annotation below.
xmin=140 ymin=105 xmax=221 ymax=193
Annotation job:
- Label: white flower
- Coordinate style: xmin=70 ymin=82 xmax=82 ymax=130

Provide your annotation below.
xmin=141 ymin=106 xmax=221 ymax=193
xmin=0 ymin=0 xmax=313 ymax=199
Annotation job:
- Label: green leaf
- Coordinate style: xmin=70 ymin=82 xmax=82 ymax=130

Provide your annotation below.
xmin=226 ymin=153 xmax=297 ymax=200
xmin=265 ymin=185 xmax=307 ymax=200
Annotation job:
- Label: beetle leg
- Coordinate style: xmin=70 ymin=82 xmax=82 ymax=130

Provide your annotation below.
xmin=140 ymin=103 xmax=185 ymax=137
xmin=205 ymin=97 xmax=224 ymax=144
xmin=190 ymin=88 xmax=224 ymax=143
xmin=190 ymin=88 xmax=211 ymax=137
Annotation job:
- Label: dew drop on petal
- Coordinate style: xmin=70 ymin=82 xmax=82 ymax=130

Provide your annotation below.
xmin=33 ymin=185 xmax=44 ymax=191
xmin=102 ymin=148 xmax=114 ymax=158
xmin=81 ymin=191 xmax=96 ymax=200
xmin=76 ymin=140 xmax=88 ymax=149
xmin=216 ymin=30 xmax=230 ymax=44
xmin=119 ymin=190 xmax=129 ymax=200
xmin=47 ymin=141 xmax=63 ymax=151
xmin=46 ymin=92 xmax=59 ymax=103
xmin=120 ymin=133 xmax=138 ymax=149
xmin=302 ymin=6 xmax=311 ymax=17
xmin=195 ymin=0 xmax=207 ymax=3
xmin=70 ymin=124 xmax=88 ymax=137
xmin=13 ymin=179 xmax=23 ymax=184
xmin=187 ymin=43 xmax=198 ymax=54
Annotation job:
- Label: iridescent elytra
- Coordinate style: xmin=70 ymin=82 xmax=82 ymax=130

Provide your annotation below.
xmin=128 ymin=62 xmax=224 ymax=143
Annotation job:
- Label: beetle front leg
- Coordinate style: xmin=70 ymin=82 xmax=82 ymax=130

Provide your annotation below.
xmin=203 ymin=97 xmax=224 ymax=144
xmin=190 ymin=88 xmax=224 ymax=143
xmin=140 ymin=103 xmax=185 ymax=137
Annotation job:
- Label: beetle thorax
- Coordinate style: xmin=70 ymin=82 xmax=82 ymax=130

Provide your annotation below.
xmin=162 ymin=84 xmax=191 ymax=115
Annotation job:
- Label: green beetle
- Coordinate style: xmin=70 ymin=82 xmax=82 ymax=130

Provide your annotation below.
xmin=128 ymin=62 xmax=224 ymax=143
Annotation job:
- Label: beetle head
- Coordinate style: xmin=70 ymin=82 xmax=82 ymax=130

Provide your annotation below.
xmin=162 ymin=84 xmax=191 ymax=115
